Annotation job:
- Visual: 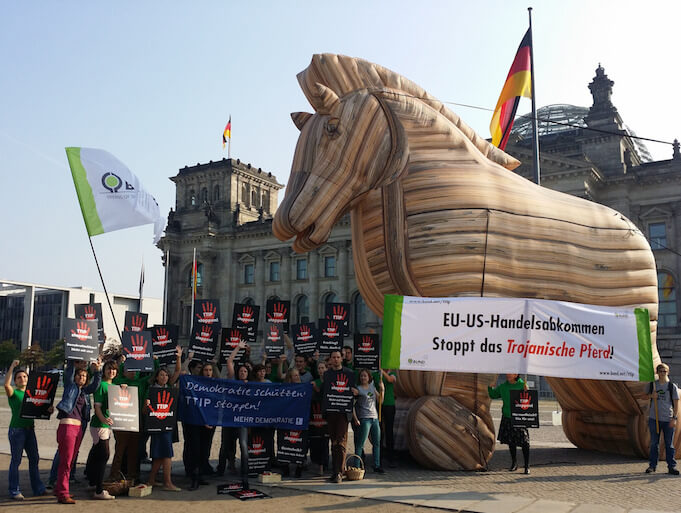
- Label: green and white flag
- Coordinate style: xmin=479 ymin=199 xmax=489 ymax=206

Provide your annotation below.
xmin=382 ymin=295 xmax=655 ymax=382
xmin=66 ymin=147 xmax=163 ymax=243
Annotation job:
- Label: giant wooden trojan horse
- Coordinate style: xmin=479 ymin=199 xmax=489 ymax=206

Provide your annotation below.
xmin=273 ymin=53 xmax=676 ymax=470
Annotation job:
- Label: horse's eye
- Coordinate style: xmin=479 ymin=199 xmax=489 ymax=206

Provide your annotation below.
xmin=325 ymin=117 xmax=340 ymax=136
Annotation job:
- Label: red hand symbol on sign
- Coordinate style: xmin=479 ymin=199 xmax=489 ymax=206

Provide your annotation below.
xmin=299 ymin=325 xmax=311 ymax=339
xmin=198 ymin=326 xmax=214 ymax=343
xmin=336 ymin=373 xmax=348 ymax=390
xmin=83 ymin=305 xmax=97 ymax=320
xmin=197 ymin=302 xmax=217 ymax=321
xmin=148 ymin=390 xmax=174 ymax=419
xmin=155 ymin=327 xmax=170 ymax=345
xmin=250 ymin=435 xmax=264 ymax=452
xmin=268 ymin=326 xmax=280 ymax=339
xmin=519 ymin=391 xmax=531 ymax=410
xmin=326 ymin=321 xmax=338 ymax=335
xmin=118 ymin=387 xmax=132 ymax=408
xmin=26 ymin=375 xmax=54 ymax=400
xmin=332 ymin=305 xmax=346 ymax=320
xmin=124 ymin=334 xmax=148 ymax=359
xmin=267 ymin=303 xmax=287 ymax=321
xmin=241 ymin=306 xmax=254 ymax=321
xmin=71 ymin=321 xmax=91 ymax=341
xmin=128 ymin=315 xmax=145 ymax=332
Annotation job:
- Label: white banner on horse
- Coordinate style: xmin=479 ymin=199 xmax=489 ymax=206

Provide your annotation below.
xmin=382 ymin=295 xmax=654 ymax=382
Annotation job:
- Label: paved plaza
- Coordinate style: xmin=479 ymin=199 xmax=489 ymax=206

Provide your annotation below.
xmin=1 ymin=401 xmax=679 ymax=512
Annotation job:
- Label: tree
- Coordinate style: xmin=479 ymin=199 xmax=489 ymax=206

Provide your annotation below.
xmin=0 ymin=340 xmax=19 ymax=370
xmin=19 ymin=345 xmax=45 ymax=371
xmin=45 ymin=339 xmax=65 ymax=368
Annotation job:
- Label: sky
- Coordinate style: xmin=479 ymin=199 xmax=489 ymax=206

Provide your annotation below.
xmin=2 ymin=1 xmax=680 ymax=302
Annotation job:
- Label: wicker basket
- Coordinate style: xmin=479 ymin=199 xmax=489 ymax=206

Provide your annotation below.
xmin=103 ymin=472 xmax=133 ymax=496
xmin=344 ymin=453 xmax=365 ymax=481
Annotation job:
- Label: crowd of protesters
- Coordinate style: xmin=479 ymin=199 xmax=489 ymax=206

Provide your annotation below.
xmin=5 ymin=340 xmax=397 ymax=502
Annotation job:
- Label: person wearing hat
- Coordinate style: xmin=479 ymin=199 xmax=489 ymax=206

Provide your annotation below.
xmin=646 ymin=362 xmax=680 ymax=475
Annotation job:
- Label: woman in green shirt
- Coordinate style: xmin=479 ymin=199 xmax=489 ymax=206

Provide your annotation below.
xmin=5 ymin=359 xmax=50 ymax=500
xmin=488 ymin=374 xmax=530 ymax=474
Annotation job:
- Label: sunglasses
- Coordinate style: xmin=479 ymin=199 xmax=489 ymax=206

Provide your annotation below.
xmin=657 ymin=369 xmax=668 ymax=373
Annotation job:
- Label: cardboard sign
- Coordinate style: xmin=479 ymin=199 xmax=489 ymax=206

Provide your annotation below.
xmin=318 ymin=319 xmax=342 ymax=355
xmin=353 ymin=333 xmax=380 ymax=371
xmin=263 ymin=323 xmax=284 ymax=358
xmin=247 ymin=429 xmax=271 ymax=475
xmin=510 ymin=389 xmax=539 ymax=428
xmin=217 ymin=482 xmax=244 ymax=495
xmin=309 ymin=401 xmax=327 ymax=432
xmin=145 ymin=386 xmax=177 ymax=433
xmin=228 ymin=488 xmax=269 ymax=500
xmin=277 ymin=429 xmax=309 ymax=465
xmin=322 ymin=368 xmax=355 ymax=414
xmin=291 ymin=323 xmax=318 ymax=356
xmin=124 ymin=311 xmax=148 ymax=332
xmin=265 ymin=299 xmax=290 ymax=334
xmin=325 ymin=302 xmax=350 ymax=337
xmin=122 ymin=331 xmax=154 ymax=372
xmin=189 ymin=323 xmax=219 ymax=361
xmin=109 ymin=384 xmax=139 ymax=432
xmin=74 ymin=303 xmax=104 ymax=343
xmin=20 ymin=371 xmax=59 ymax=420
xmin=195 ymin=299 xmax=222 ymax=329
xmin=63 ymin=318 xmax=99 ymax=361
xmin=151 ymin=324 xmax=179 ymax=366
xmin=233 ymin=303 xmax=260 ymax=344
xmin=220 ymin=327 xmax=248 ymax=365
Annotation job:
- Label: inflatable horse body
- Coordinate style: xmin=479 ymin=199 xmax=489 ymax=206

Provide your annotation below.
xmin=274 ymin=54 xmax=665 ymax=469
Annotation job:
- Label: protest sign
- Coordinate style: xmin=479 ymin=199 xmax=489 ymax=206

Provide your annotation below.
xmin=510 ymin=389 xmax=539 ymax=428
xmin=109 ymin=384 xmax=139 ymax=432
xmin=124 ymin=311 xmax=148 ymax=332
xmin=178 ymin=375 xmax=312 ymax=429
xmin=382 ymin=295 xmax=655 ymax=382
xmin=20 ymin=371 xmax=59 ymax=420
xmin=322 ymin=368 xmax=355 ymax=414
xmin=233 ymin=303 xmax=260 ymax=344
xmin=354 ymin=333 xmax=380 ymax=371
xmin=151 ymin=324 xmax=179 ymax=366
xmin=263 ymin=323 xmax=284 ymax=358
xmin=74 ymin=303 xmax=104 ymax=343
xmin=195 ymin=299 xmax=222 ymax=329
xmin=247 ymin=428 xmax=271 ymax=474
xmin=217 ymin=482 xmax=244 ymax=494
xmin=277 ymin=429 xmax=309 ymax=465
xmin=325 ymin=302 xmax=350 ymax=337
xmin=63 ymin=318 xmax=99 ymax=361
xmin=122 ymin=331 xmax=154 ymax=372
xmin=145 ymin=387 xmax=178 ymax=433
xmin=229 ymin=489 xmax=269 ymax=500
xmin=189 ymin=323 xmax=218 ymax=361
xmin=291 ymin=323 xmax=318 ymax=356
xmin=318 ymin=319 xmax=342 ymax=355
xmin=220 ymin=327 xmax=248 ymax=365
xmin=266 ymin=299 xmax=290 ymax=334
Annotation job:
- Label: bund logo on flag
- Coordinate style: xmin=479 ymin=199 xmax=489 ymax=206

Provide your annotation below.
xmin=26 ymin=375 xmax=55 ymax=405
xmin=149 ymin=390 xmax=174 ymax=420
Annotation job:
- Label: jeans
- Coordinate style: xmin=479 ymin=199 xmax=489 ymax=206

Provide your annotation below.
xmin=8 ymin=427 xmax=45 ymax=497
xmin=649 ymin=418 xmax=677 ymax=470
xmin=354 ymin=418 xmax=381 ymax=468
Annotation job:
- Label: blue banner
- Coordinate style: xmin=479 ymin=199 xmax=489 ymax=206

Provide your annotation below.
xmin=178 ymin=375 xmax=312 ymax=430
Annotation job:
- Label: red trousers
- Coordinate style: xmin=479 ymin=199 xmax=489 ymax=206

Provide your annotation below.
xmin=55 ymin=424 xmax=84 ymax=500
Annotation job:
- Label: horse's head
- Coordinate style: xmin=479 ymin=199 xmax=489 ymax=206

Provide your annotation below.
xmin=273 ymin=83 xmax=404 ymax=252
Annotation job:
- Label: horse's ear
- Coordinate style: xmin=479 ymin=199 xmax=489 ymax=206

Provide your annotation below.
xmin=310 ymin=83 xmax=340 ymax=115
xmin=291 ymin=112 xmax=312 ymax=131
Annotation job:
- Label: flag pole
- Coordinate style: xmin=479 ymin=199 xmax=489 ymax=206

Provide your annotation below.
xmin=528 ymin=7 xmax=541 ymax=185
xmin=138 ymin=256 xmax=145 ymax=313
xmin=190 ymin=247 xmax=197 ymax=334
xmin=88 ymin=237 xmax=122 ymax=341
xmin=162 ymin=248 xmax=169 ymax=324
xmin=228 ymin=133 xmax=231 ymax=160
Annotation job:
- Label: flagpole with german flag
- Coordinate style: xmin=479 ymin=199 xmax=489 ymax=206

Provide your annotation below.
xmin=223 ymin=115 xmax=232 ymax=158
xmin=490 ymin=8 xmax=540 ymax=184
xmin=190 ymin=247 xmax=197 ymax=335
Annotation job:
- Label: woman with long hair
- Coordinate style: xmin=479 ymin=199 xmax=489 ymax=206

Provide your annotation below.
xmin=5 ymin=359 xmax=50 ymax=500
xmin=488 ymin=374 xmax=531 ymax=474
xmin=55 ymin=358 xmax=102 ymax=504
xmin=309 ymin=360 xmax=329 ymax=476
xmin=352 ymin=368 xmax=385 ymax=474
xmin=187 ymin=360 xmax=219 ymax=490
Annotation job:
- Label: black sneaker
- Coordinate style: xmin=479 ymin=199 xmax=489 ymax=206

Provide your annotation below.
xmin=669 ymin=468 xmax=680 ymax=475
xmin=645 ymin=466 xmax=656 ymax=474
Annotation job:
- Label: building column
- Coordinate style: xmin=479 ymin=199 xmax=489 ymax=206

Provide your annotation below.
xmin=282 ymin=250 xmax=291 ymax=300
xmin=255 ymin=250 xmax=266 ymax=337
xmin=338 ymin=242 xmax=349 ymax=302
xmin=309 ymin=251 xmax=320 ymax=321
xmin=21 ymin=286 xmax=35 ymax=350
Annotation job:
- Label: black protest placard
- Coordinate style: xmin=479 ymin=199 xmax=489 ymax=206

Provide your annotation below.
xmin=195 ymin=299 xmax=222 ymax=330
xmin=109 ymin=384 xmax=139 ymax=432
xmin=322 ymin=368 xmax=355 ymax=414
xmin=20 ymin=371 xmax=59 ymax=420
xmin=510 ymin=389 xmax=539 ymax=428
xmin=247 ymin=429 xmax=271 ymax=475
xmin=220 ymin=327 xmax=248 ymax=365
xmin=353 ymin=333 xmax=380 ymax=371
xmin=189 ymin=324 xmax=218 ymax=361
xmin=124 ymin=311 xmax=148 ymax=332
xmin=291 ymin=323 xmax=318 ymax=356
xmin=277 ymin=429 xmax=309 ymax=465
xmin=151 ymin=325 xmax=179 ymax=366
xmin=122 ymin=331 xmax=154 ymax=372
xmin=229 ymin=489 xmax=269 ymax=500
xmin=217 ymin=482 xmax=244 ymax=494
xmin=145 ymin=386 xmax=178 ymax=433
xmin=263 ymin=323 xmax=284 ymax=358
xmin=63 ymin=318 xmax=99 ymax=361
xmin=265 ymin=299 xmax=290 ymax=334
xmin=74 ymin=303 xmax=104 ymax=343
xmin=325 ymin=302 xmax=350 ymax=337
xmin=318 ymin=319 xmax=342 ymax=356
xmin=233 ymin=303 xmax=260 ymax=344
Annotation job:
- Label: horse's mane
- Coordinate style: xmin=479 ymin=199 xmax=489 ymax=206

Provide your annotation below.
xmin=297 ymin=54 xmax=520 ymax=171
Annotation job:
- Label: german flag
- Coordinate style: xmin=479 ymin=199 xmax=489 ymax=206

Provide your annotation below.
xmin=490 ymin=30 xmax=532 ymax=150
xmin=222 ymin=116 xmax=231 ymax=149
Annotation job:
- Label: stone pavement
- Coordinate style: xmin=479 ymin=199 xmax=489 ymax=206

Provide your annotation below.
xmin=1 ymin=401 xmax=680 ymax=512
